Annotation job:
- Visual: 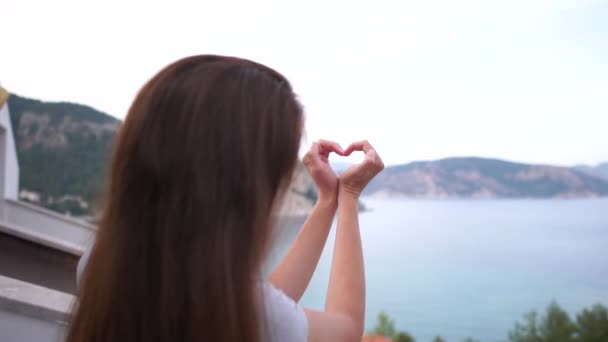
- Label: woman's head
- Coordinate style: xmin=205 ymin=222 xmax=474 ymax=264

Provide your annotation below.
xmin=68 ymin=55 xmax=303 ymax=342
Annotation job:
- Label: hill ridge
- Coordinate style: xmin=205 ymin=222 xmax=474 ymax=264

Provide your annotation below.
xmin=7 ymin=93 xmax=317 ymax=217
xmin=366 ymin=157 xmax=608 ymax=199
xmin=7 ymin=93 xmax=606 ymax=217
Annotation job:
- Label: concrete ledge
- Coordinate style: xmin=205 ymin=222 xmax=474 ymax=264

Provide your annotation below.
xmin=0 ymin=220 xmax=84 ymax=256
xmin=0 ymin=275 xmax=72 ymax=324
xmin=4 ymin=200 xmax=96 ymax=253
xmin=6 ymin=199 xmax=96 ymax=231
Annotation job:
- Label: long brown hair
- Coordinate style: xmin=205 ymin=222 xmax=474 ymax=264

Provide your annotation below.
xmin=67 ymin=55 xmax=303 ymax=342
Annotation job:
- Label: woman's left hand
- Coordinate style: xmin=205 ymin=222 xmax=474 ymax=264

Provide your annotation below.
xmin=303 ymin=140 xmax=345 ymax=202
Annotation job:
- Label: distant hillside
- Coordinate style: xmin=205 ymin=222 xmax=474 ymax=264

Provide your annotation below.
xmin=9 ymin=94 xmax=603 ymax=217
xmin=574 ymin=163 xmax=608 ymax=181
xmin=8 ymin=94 xmax=120 ymax=216
xmin=365 ymin=157 xmax=608 ymax=199
xmin=280 ymin=162 xmax=317 ymax=216
xmin=7 ymin=93 xmax=317 ymax=217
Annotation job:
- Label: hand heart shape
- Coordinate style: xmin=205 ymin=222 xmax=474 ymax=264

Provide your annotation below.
xmin=340 ymin=140 xmax=384 ymax=198
xmin=303 ymin=140 xmax=384 ymax=200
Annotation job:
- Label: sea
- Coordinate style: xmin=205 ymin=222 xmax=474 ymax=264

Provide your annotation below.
xmin=265 ymin=198 xmax=608 ymax=342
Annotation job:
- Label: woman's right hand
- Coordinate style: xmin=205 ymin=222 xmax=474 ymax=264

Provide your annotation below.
xmin=340 ymin=140 xmax=384 ymax=198
xmin=303 ymin=140 xmax=345 ymax=203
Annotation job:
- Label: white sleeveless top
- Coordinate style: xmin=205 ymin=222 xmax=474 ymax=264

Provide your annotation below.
xmin=76 ymin=245 xmax=308 ymax=341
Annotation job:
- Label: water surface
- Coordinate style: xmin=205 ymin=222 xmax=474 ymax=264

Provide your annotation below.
xmin=267 ymin=199 xmax=608 ymax=341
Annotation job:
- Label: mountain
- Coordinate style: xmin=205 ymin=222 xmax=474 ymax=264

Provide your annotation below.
xmin=365 ymin=157 xmax=608 ymax=199
xmin=573 ymin=163 xmax=608 ymax=181
xmin=7 ymin=93 xmax=316 ymax=217
xmin=9 ymin=93 xmax=604 ymax=215
xmin=7 ymin=94 xmax=119 ymax=216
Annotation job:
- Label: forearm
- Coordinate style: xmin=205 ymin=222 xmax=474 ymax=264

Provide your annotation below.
xmin=268 ymin=196 xmax=336 ymax=301
xmin=324 ymin=192 xmax=365 ymax=336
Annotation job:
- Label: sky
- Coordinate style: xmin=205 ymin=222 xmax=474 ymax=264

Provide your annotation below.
xmin=1 ymin=0 xmax=607 ymax=166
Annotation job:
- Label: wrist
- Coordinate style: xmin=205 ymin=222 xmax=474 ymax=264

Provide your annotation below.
xmin=316 ymin=192 xmax=338 ymax=209
xmin=339 ymin=186 xmax=361 ymax=200
xmin=338 ymin=189 xmax=360 ymax=206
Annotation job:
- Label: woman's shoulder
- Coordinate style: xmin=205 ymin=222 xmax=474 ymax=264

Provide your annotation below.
xmin=259 ymin=281 xmax=308 ymax=342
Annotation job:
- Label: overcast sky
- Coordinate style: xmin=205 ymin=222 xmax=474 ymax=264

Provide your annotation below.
xmin=1 ymin=0 xmax=607 ymax=166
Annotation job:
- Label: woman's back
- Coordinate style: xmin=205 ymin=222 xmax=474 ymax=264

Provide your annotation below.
xmin=67 ymin=54 xmax=383 ymax=342
xmin=75 ymin=242 xmax=309 ymax=341
xmin=67 ymin=55 xmax=304 ymax=342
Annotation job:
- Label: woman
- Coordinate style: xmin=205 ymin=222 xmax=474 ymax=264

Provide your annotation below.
xmin=68 ymin=55 xmax=384 ymax=342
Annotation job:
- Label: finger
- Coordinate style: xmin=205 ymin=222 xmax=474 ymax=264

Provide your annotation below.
xmin=317 ymin=139 xmax=345 ymax=156
xmin=364 ymin=149 xmax=384 ymax=171
xmin=364 ymin=149 xmax=376 ymax=163
xmin=343 ymin=140 xmax=374 ymax=156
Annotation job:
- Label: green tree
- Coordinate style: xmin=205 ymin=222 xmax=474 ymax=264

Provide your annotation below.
xmin=393 ymin=331 xmax=415 ymax=342
xmin=462 ymin=338 xmax=480 ymax=342
xmin=541 ymin=302 xmax=576 ymax=341
xmin=372 ymin=311 xmax=396 ymax=337
xmin=510 ymin=311 xmax=543 ymax=342
xmin=509 ymin=302 xmax=576 ymax=342
xmin=576 ymin=304 xmax=608 ymax=342
xmin=432 ymin=336 xmax=446 ymax=342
